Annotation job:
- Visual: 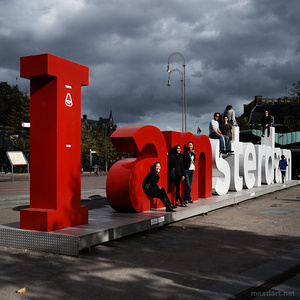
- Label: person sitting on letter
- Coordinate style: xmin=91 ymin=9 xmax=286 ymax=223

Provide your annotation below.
xmin=143 ymin=162 xmax=177 ymax=212
xmin=209 ymin=112 xmax=233 ymax=155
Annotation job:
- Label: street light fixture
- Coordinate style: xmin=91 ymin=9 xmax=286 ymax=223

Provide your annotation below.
xmin=167 ymin=52 xmax=187 ymax=132
xmin=167 ymin=69 xmax=184 ymax=131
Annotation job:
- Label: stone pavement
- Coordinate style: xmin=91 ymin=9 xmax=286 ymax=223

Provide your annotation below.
xmin=0 ymin=173 xmax=299 ymax=299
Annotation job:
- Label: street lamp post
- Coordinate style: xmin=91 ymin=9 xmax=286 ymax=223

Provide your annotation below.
xmin=168 ymin=69 xmax=184 ymax=132
xmin=167 ymin=52 xmax=187 ymax=132
xmin=102 ymin=123 xmax=108 ymax=172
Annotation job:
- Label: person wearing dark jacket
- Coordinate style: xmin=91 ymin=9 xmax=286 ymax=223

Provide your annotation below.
xmin=261 ymin=110 xmax=272 ymax=137
xmin=143 ymin=162 xmax=176 ymax=212
xmin=169 ymin=145 xmax=187 ymax=207
xmin=278 ymin=155 xmax=288 ymax=183
xmin=182 ymin=141 xmax=196 ymax=204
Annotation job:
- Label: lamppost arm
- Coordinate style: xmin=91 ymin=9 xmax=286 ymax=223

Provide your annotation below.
xmin=168 ymin=52 xmax=185 ymax=66
xmin=167 ymin=52 xmax=187 ymax=132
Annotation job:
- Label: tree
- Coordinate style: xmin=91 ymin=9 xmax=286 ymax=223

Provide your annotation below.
xmin=282 ymin=103 xmax=300 ymax=132
xmin=281 ymin=80 xmax=300 ymax=132
xmin=81 ymin=123 xmax=118 ymax=171
xmin=0 ymin=82 xmax=30 ymax=130
xmin=289 ymin=80 xmax=300 ymax=98
xmin=0 ymin=82 xmax=30 ymax=171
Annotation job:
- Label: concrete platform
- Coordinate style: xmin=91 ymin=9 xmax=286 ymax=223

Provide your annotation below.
xmin=0 ymin=181 xmax=299 ymax=256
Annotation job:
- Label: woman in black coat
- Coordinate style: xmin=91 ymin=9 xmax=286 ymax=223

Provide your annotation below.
xmin=143 ymin=162 xmax=176 ymax=212
xmin=169 ymin=145 xmax=187 ymax=207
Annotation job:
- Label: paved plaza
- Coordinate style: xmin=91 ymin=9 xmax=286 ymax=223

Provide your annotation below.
xmin=0 ymin=173 xmax=299 ymax=299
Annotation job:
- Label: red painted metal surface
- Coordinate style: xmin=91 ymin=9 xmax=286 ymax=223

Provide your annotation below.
xmin=107 ymin=126 xmax=168 ymax=212
xmin=107 ymin=126 xmax=212 ymax=212
xmin=20 ymin=53 xmax=89 ymax=231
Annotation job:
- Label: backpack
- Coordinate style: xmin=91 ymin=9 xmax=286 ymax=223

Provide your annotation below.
xmin=142 ymin=175 xmax=151 ymax=193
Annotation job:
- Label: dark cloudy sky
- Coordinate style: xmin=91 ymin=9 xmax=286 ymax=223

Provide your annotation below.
xmin=1 ymin=0 xmax=300 ymax=134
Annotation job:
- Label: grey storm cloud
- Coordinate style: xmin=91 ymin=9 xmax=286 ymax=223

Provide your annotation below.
xmin=1 ymin=0 xmax=300 ymax=134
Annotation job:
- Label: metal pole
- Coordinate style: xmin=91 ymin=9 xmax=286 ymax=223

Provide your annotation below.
xmin=181 ymin=79 xmax=184 ymax=132
xmin=105 ymin=125 xmax=108 ymax=172
xmin=183 ymin=63 xmax=187 ymax=132
xmin=89 ymin=149 xmax=92 ymax=168
xmin=167 ymin=52 xmax=186 ymax=132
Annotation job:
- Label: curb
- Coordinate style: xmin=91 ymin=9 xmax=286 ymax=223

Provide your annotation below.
xmin=0 ymin=189 xmax=107 ymax=208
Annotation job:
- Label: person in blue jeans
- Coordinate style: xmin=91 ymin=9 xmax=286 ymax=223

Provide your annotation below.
xmin=278 ymin=155 xmax=288 ymax=183
xmin=209 ymin=112 xmax=233 ymax=155
xmin=182 ymin=141 xmax=196 ymax=204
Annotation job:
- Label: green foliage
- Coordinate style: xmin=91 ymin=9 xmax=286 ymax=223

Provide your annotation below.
xmin=0 ymin=82 xmax=30 ymax=131
xmin=0 ymin=82 xmax=30 ymax=154
xmin=281 ymin=102 xmax=300 ymax=132
xmin=289 ymin=81 xmax=300 ymax=98
xmin=236 ymin=117 xmax=251 ymax=130
xmin=81 ymin=123 xmax=118 ymax=169
xmin=236 ymin=117 xmax=259 ymax=131
xmin=279 ymin=80 xmax=300 ymax=132
xmin=0 ymin=82 xmax=30 ymax=172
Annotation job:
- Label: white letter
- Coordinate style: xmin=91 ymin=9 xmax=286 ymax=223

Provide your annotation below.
xmin=210 ymin=139 xmax=230 ymax=195
xmin=282 ymin=149 xmax=292 ymax=181
xmin=263 ymin=146 xmax=274 ymax=185
xmin=242 ymin=143 xmax=256 ymax=189
xmin=226 ymin=126 xmax=243 ymax=191
xmin=274 ymin=148 xmax=281 ymax=183
xmin=254 ymin=145 xmax=265 ymax=186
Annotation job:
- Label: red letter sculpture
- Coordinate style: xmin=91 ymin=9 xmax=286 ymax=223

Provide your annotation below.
xmin=107 ymin=126 xmax=168 ymax=212
xmin=107 ymin=126 xmax=212 ymax=212
xmin=20 ymin=53 xmax=89 ymax=231
xmin=195 ymin=135 xmax=212 ymax=198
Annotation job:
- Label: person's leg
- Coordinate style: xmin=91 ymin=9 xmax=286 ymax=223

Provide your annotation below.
xmin=184 ymin=170 xmax=191 ymax=202
xmin=158 ymin=187 xmax=175 ymax=211
xmin=281 ymin=170 xmax=286 ymax=183
xmin=261 ymin=126 xmax=265 ymax=137
xmin=184 ymin=170 xmax=194 ymax=203
xmin=267 ymin=126 xmax=270 ymax=137
xmin=224 ymin=135 xmax=231 ymax=151
xmin=175 ymin=176 xmax=182 ymax=204
xmin=188 ymin=170 xmax=194 ymax=202
xmin=209 ymin=132 xmax=225 ymax=151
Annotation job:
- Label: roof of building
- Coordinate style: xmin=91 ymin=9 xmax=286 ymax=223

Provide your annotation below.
xmin=81 ymin=109 xmax=114 ymax=129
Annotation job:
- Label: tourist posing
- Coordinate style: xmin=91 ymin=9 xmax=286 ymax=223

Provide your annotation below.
xmin=209 ymin=112 xmax=233 ymax=155
xmin=169 ymin=145 xmax=187 ymax=207
xmin=143 ymin=162 xmax=177 ymax=212
xmin=182 ymin=141 xmax=196 ymax=204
